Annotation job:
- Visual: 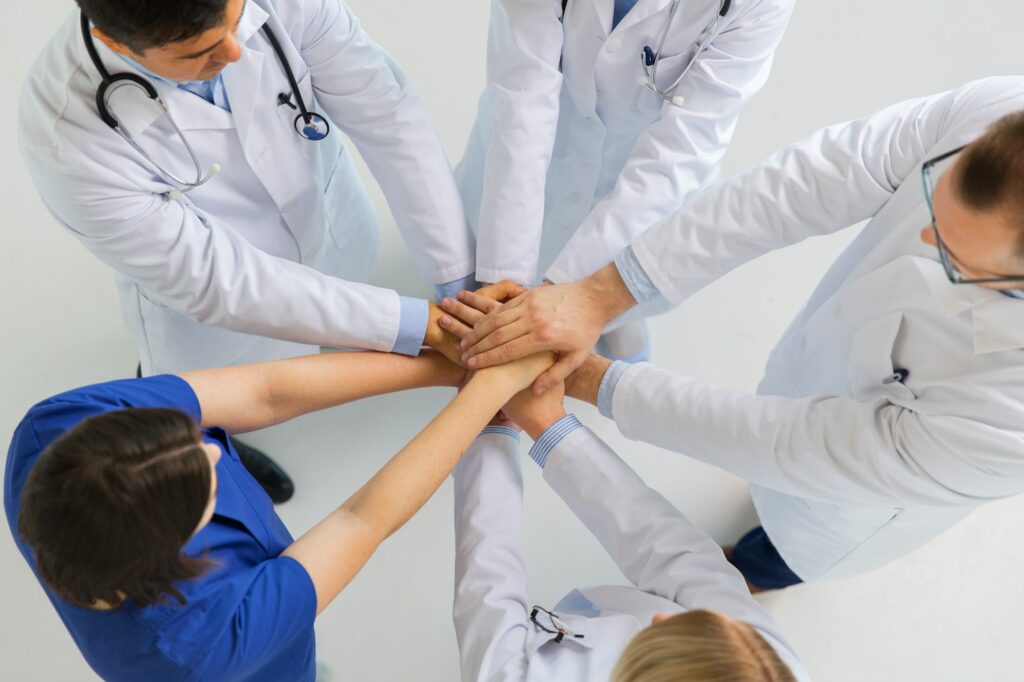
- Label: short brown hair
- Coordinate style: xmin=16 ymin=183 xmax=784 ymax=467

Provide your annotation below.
xmin=612 ymin=609 xmax=797 ymax=682
xmin=956 ymin=110 xmax=1024 ymax=257
xmin=18 ymin=408 xmax=213 ymax=609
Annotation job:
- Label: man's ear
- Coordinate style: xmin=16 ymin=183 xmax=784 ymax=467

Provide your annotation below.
xmin=91 ymin=26 xmax=135 ymax=58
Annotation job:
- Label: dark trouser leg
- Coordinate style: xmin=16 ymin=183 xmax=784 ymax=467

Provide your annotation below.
xmin=727 ymin=526 xmax=804 ymax=591
xmin=136 ymin=363 xmax=295 ymax=504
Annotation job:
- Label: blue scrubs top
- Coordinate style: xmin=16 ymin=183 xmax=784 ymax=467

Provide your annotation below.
xmin=4 ymin=376 xmax=317 ymax=681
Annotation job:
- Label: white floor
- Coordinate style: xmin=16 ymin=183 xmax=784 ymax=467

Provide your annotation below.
xmin=2 ymin=2 xmax=1023 ymax=681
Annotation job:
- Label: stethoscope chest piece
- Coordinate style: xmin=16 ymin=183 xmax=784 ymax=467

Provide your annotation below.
xmin=294 ymin=112 xmax=330 ymax=141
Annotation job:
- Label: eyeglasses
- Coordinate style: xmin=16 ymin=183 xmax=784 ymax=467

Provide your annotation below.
xmin=921 ymin=145 xmax=1024 ymax=288
xmin=530 ymin=605 xmax=585 ymax=644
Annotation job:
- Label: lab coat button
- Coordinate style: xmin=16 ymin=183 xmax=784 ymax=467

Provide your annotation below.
xmin=607 ymin=38 xmax=623 ymax=53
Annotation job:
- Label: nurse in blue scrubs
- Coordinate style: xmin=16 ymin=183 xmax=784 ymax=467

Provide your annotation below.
xmin=5 ymin=349 xmax=550 ymax=681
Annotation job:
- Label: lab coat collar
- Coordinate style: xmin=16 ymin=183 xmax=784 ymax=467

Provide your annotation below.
xmin=221 ymin=1 xmax=269 ymax=149
xmin=76 ymin=2 xmax=268 ymax=138
xmin=911 ymin=257 xmax=1024 ymax=354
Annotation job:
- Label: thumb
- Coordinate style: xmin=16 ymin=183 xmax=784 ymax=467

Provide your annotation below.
xmin=533 ymin=350 xmax=585 ymax=396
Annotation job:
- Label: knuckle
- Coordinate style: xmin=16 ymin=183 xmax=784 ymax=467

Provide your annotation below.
xmin=535 ymin=326 xmax=555 ymax=343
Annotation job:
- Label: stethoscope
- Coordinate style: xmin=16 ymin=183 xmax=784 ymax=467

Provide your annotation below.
xmin=80 ymin=13 xmax=330 ymax=198
xmin=638 ymin=0 xmax=732 ymax=107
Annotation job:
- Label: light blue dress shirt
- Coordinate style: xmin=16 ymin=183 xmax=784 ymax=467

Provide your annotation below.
xmin=528 ymin=414 xmax=584 ymax=468
xmin=614 ymin=247 xmax=661 ymax=306
xmin=121 ymin=56 xmax=231 ymax=111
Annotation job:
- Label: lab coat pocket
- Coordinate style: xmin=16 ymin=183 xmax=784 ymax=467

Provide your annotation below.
xmin=847 ymin=312 xmax=917 ymax=404
xmin=636 ymin=49 xmax=696 ymax=111
xmin=274 ymin=71 xmax=318 ymax=162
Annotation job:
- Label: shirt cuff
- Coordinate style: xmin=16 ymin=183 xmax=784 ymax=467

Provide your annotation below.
xmin=528 ymin=414 xmax=583 ymax=469
xmin=435 ymin=273 xmax=480 ymax=302
xmin=392 ymin=296 xmax=429 ymax=356
xmin=480 ymin=425 xmax=521 ymax=442
xmin=615 ymin=247 xmax=660 ymax=305
xmin=597 ymin=361 xmax=631 ymax=419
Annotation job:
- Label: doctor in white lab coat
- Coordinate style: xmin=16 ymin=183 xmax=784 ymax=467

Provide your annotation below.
xmin=20 ymin=0 xmax=474 ymax=378
xmin=452 ymin=391 xmax=810 ymax=681
xmin=449 ymin=77 xmax=1024 ymax=585
xmin=455 ymin=0 xmax=793 ymax=356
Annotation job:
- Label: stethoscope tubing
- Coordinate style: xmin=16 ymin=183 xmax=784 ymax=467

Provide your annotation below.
xmin=80 ymin=12 xmax=328 ymax=195
xmin=640 ymin=0 xmax=730 ymax=106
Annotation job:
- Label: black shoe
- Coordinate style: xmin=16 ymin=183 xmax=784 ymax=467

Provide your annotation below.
xmin=231 ymin=438 xmax=295 ymax=504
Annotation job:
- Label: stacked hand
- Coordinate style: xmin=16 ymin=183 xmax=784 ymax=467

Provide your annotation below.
xmin=438 ymin=264 xmax=636 ymax=394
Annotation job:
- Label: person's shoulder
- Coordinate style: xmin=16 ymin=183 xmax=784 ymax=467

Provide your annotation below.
xmin=19 ymin=12 xmax=100 ymax=152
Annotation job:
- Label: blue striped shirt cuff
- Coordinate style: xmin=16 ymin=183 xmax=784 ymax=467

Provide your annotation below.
xmin=614 ymin=247 xmax=660 ymax=305
xmin=597 ymin=360 xmax=630 ymax=419
xmin=528 ymin=415 xmax=583 ymax=469
xmin=435 ymin=273 xmax=480 ymax=302
xmin=392 ymin=296 xmax=429 ymax=356
xmin=480 ymin=425 xmax=521 ymax=442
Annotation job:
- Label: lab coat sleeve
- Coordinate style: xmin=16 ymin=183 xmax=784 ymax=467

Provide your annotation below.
xmin=297 ymin=0 xmax=475 ymax=285
xmin=542 ymin=426 xmax=806 ymax=669
xmin=19 ymin=137 xmax=403 ymax=353
xmin=475 ymin=0 xmax=565 ymax=285
xmin=452 ymin=431 xmax=531 ymax=681
xmin=610 ymin=363 xmax=1024 ymax=508
xmin=622 ymin=81 xmax=979 ymax=305
xmin=544 ymin=0 xmax=794 ymax=284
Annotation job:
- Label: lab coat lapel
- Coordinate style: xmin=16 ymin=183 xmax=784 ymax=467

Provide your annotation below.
xmin=910 ymin=257 xmax=1024 ymax=354
xmin=586 ymin=0 xmax=614 ymax=36
xmin=222 ymin=2 xmax=269 ymax=151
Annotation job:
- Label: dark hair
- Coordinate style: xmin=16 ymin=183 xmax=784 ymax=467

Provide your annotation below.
xmin=76 ymin=0 xmax=230 ymax=53
xmin=18 ymin=408 xmax=214 ymax=609
xmin=956 ymin=110 xmax=1024 ymax=258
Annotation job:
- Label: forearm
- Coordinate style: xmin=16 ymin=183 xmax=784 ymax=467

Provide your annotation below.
xmin=284 ymin=368 xmax=520 ymax=614
xmin=183 ymin=350 xmax=462 ymax=432
xmin=344 ymin=373 xmax=515 ymax=535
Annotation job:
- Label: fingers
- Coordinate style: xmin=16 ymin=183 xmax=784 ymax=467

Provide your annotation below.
xmin=456 ymin=290 xmax=505 ymax=315
xmin=460 ymin=319 xmax=531 ymax=357
xmin=459 ymin=304 xmax=524 ymax=351
xmin=477 ymin=280 xmax=527 ymax=303
xmin=465 ymin=334 xmax=548 ymax=370
xmin=439 ymin=296 xmax=488 ymax=327
xmin=533 ymin=350 xmax=587 ymax=396
xmin=438 ymin=313 xmax=473 ymax=339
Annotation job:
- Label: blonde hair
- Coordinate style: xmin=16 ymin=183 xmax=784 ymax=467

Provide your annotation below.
xmin=611 ymin=610 xmax=796 ymax=682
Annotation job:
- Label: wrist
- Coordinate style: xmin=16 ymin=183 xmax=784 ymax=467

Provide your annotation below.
xmin=423 ymin=303 xmax=443 ymax=348
xmin=521 ymin=407 xmax=568 ymax=441
xmin=565 ymin=355 xmax=612 ymax=405
xmin=583 ymin=262 xmax=636 ymax=323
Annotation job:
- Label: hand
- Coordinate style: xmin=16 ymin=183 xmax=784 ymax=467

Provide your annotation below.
xmin=502 ymin=381 xmax=567 ymax=441
xmin=456 ymin=264 xmax=636 ymax=394
xmin=475 ymin=351 xmax=557 ymax=396
xmin=424 ymin=302 xmax=465 ymax=366
xmin=438 ymin=280 xmax=527 ymax=339
xmin=563 ymin=354 xmax=613 ymax=406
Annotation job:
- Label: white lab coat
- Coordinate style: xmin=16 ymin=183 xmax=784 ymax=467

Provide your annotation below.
xmin=456 ymin=0 xmax=794 ymax=286
xmin=608 ymin=77 xmax=1024 ymax=580
xmin=452 ymin=428 xmax=810 ymax=681
xmin=19 ymin=0 xmax=474 ymax=375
